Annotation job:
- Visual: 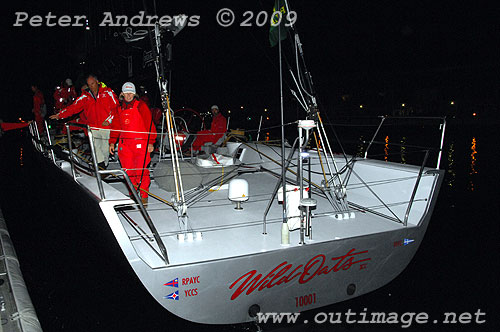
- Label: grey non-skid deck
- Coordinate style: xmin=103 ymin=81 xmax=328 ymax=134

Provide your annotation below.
xmin=104 ymin=160 xmax=412 ymax=268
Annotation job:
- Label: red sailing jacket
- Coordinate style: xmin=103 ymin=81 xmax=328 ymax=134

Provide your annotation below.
xmin=58 ymin=83 xmax=119 ymax=129
xmin=60 ymin=86 xmax=77 ymax=106
xmin=109 ymin=99 xmax=157 ymax=146
xmin=53 ymin=87 xmax=65 ymax=111
xmin=33 ymin=90 xmax=45 ymax=115
xmin=210 ymin=112 xmax=227 ymax=133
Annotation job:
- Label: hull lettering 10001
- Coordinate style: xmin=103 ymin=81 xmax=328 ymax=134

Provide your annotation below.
xmin=229 ymin=248 xmax=371 ymax=300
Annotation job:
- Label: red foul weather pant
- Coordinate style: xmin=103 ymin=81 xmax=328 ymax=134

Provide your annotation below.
xmin=34 ymin=110 xmax=44 ymax=134
xmin=191 ymin=130 xmax=224 ymax=151
xmin=118 ymin=140 xmax=151 ymax=198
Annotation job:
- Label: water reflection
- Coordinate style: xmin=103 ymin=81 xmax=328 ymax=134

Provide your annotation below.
xmin=357 ymin=135 xmax=365 ymax=157
xmin=19 ymin=147 xmax=24 ymax=167
xmin=469 ymin=137 xmax=478 ymax=191
xmin=400 ymin=136 xmax=407 ymax=164
xmin=384 ymin=136 xmax=389 ymax=161
xmin=353 ymin=129 xmax=481 ymax=193
xmin=446 ymin=141 xmax=456 ymax=188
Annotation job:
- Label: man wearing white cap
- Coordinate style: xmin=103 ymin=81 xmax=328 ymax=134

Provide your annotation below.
xmin=189 ymin=104 xmax=227 ymax=152
xmin=109 ymin=82 xmax=157 ymax=205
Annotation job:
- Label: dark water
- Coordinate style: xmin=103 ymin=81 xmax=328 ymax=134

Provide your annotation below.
xmin=0 ymin=123 xmax=498 ymax=332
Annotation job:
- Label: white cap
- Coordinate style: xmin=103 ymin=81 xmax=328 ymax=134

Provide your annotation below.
xmin=122 ymin=82 xmax=136 ymax=94
xmin=65 ymin=78 xmax=73 ymax=86
xmin=211 ymin=105 xmax=219 ymax=110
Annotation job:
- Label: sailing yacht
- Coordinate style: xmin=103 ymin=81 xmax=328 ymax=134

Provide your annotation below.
xmin=26 ymin=1 xmax=445 ymax=325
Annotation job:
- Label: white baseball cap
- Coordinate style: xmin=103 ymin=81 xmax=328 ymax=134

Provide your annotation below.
xmin=122 ymin=82 xmax=136 ymax=94
xmin=211 ymin=105 xmax=219 ymax=110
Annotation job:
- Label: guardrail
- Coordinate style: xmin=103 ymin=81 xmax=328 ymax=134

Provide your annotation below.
xmin=364 ymin=116 xmax=447 ymax=169
xmin=29 ymin=121 xmax=170 ymax=265
xmin=360 ymin=116 xmax=446 ymax=226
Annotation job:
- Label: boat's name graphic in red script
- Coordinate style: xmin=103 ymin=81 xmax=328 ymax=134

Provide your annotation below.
xmin=229 ymin=248 xmax=371 ymax=300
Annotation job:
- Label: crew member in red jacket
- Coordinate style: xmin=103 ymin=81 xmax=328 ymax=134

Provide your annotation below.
xmin=31 ymin=84 xmax=45 ymax=133
xmin=53 ymin=84 xmax=65 ymax=112
xmin=60 ymin=78 xmax=77 ymax=106
xmin=109 ymin=82 xmax=156 ymax=205
xmin=50 ymin=74 xmax=119 ymax=168
xmin=190 ymin=105 xmax=227 ymax=151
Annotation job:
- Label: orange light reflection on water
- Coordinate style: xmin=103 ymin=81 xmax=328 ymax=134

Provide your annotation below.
xmin=469 ymin=137 xmax=478 ymax=191
xmin=19 ymin=147 xmax=24 ymax=167
xmin=384 ymin=136 xmax=389 ymax=161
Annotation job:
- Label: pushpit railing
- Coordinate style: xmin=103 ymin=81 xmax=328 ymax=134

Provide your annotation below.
xmin=360 ymin=116 xmax=446 ymax=226
xmin=58 ymin=122 xmax=170 ymax=264
xmin=364 ymin=116 xmax=447 ymax=169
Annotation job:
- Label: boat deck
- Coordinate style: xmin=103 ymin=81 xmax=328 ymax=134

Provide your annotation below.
xmin=101 ymin=158 xmax=409 ymax=268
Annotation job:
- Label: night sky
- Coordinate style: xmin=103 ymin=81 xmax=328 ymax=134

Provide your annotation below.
xmin=3 ymin=0 xmax=499 ymax=123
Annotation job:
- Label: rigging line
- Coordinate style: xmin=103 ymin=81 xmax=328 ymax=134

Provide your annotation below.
xmin=359 ymin=199 xmax=429 ymax=212
xmin=347 ymin=175 xmax=425 ymax=189
xmin=289 ymin=72 xmax=308 ymax=110
xmin=243 ymin=121 xmax=297 ymax=133
xmin=164 ymin=93 xmax=183 ymax=203
xmin=190 ymin=190 xmax=288 ymax=204
xmin=137 ymin=101 xmax=155 ymax=194
xmin=184 ymin=174 xmax=238 ymax=204
xmin=293 ymin=32 xmax=314 ymax=100
xmin=166 ymin=94 xmax=187 ymax=204
xmin=313 ymin=131 xmax=329 ymax=188
xmin=244 ymin=4 xmax=297 ymax=95
xmin=280 ymin=0 xmax=315 ymax=100
xmin=316 ymin=112 xmax=346 ymax=185
xmin=366 ymin=149 xmax=431 ymax=160
xmin=263 ymin=164 xmax=344 ymax=212
xmin=326 ymin=116 xmax=350 ymax=164
xmin=188 ymin=196 xmax=274 ymax=210
xmin=281 ymin=48 xmax=311 ymax=110
xmin=312 ymin=101 xmax=350 ymax=165
xmin=186 ymin=173 xmax=241 ymax=208
xmin=321 ymin=122 xmax=381 ymax=127
xmin=350 ymin=169 xmax=402 ymax=223
xmin=362 ymin=140 xmax=438 ymax=152
xmin=133 ymin=185 xmax=174 ymax=207
xmin=237 ymin=140 xmax=327 ymax=192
